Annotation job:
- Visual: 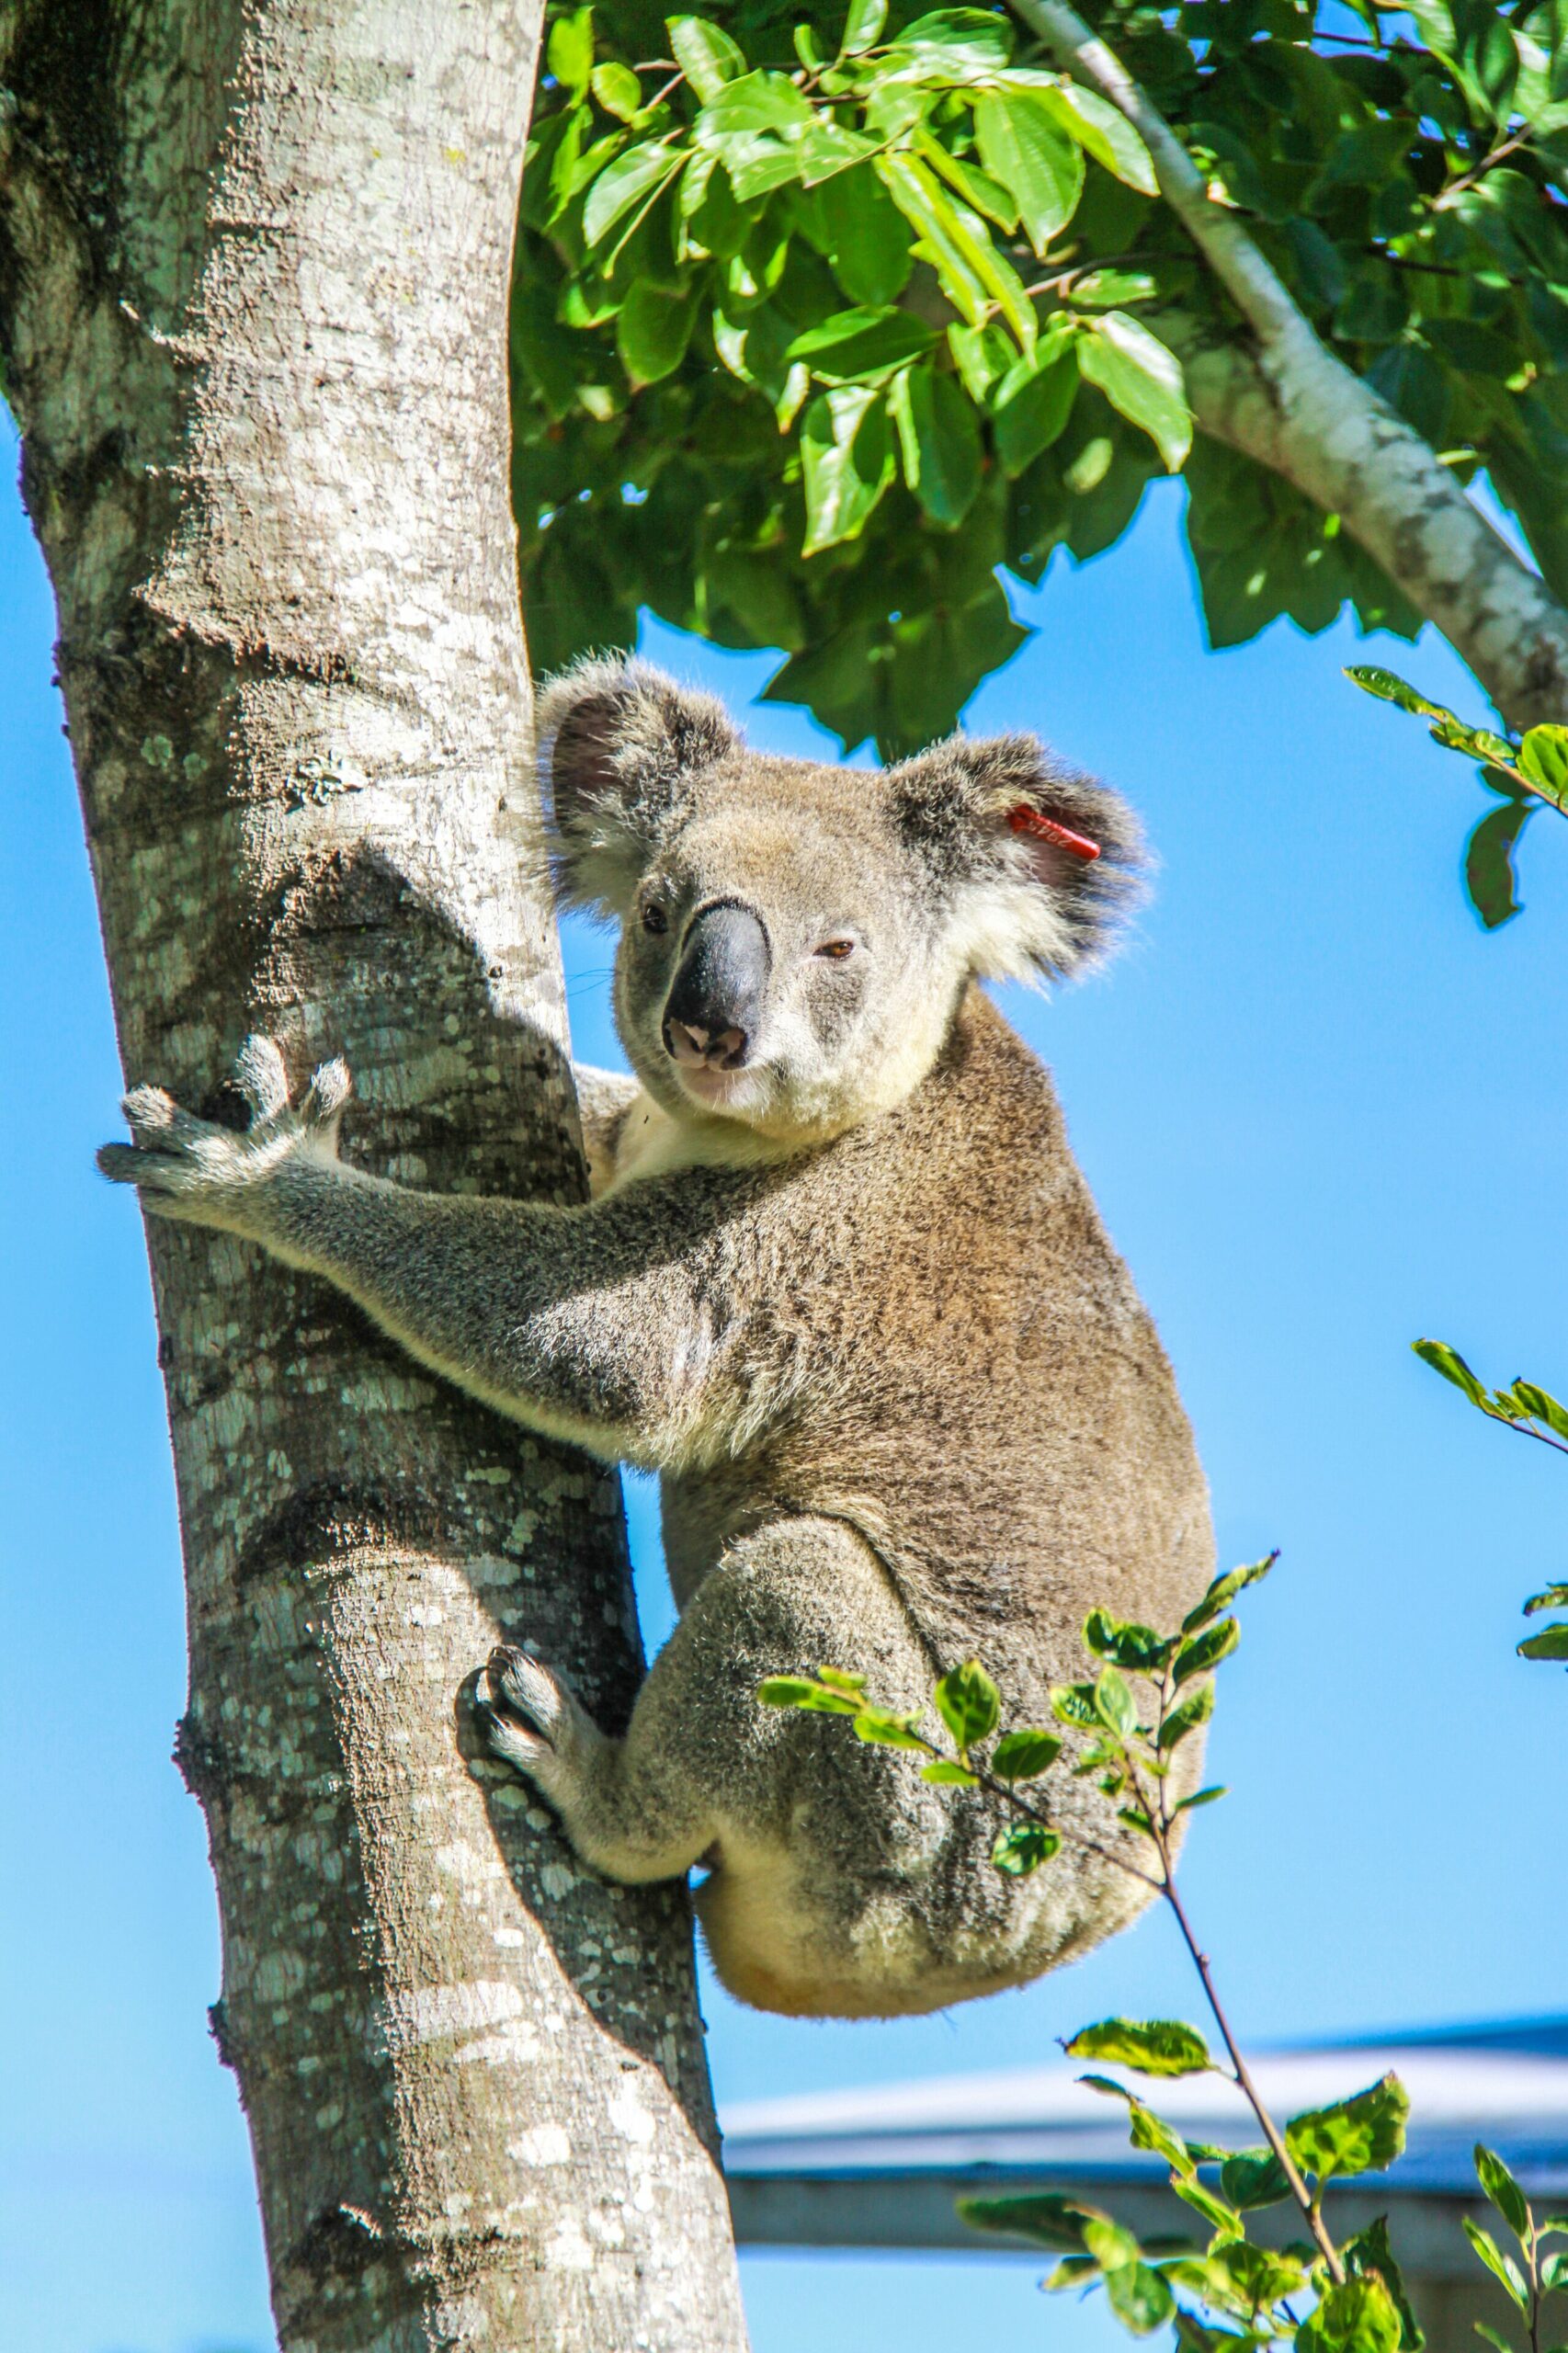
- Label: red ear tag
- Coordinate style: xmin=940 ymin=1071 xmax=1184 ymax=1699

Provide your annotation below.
xmin=1007 ymin=803 xmax=1101 ymax=861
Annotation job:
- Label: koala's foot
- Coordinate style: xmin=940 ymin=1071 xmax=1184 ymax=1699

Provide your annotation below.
xmin=97 ymin=1036 xmax=350 ymax=1227
xmin=476 ymin=1643 xmax=603 ymax=1815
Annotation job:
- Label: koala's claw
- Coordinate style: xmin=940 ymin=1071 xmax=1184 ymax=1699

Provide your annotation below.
xmin=477 ymin=1645 xmax=591 ymax=1799
xmin=97 ymin=1035 xmax=351 ymax=1213
xmin=483 ymin=1644 xmax=567 ymax=1742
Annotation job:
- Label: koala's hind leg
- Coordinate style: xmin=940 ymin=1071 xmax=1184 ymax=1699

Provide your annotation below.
xmin=476 ymin=1517 xmax=947 ymax=2011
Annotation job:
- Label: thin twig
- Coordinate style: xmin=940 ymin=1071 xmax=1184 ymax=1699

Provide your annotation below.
xmin=1134 ymin=1664 xmax=1347 ymax=2285
xmin=1496 ymin=1415 xmax=1568 ymax=1460
xmin=1444 ymin=131 xmax=1531 ymax=199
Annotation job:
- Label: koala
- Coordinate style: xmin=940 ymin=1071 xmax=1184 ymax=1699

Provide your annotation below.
xmin=100 ymin=658 xmax=1213 ymax=2020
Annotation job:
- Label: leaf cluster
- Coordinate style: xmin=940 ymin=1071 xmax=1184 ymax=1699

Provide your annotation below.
xmin=964 ymin=2057 xmax=1420 ymax=2351
xmin=513 ymin=0 xmax=1568 ymax=756
xmin=1464 ymin=2143 xmax=1568 ymax=2353
xmin=1347 ymin=670 xmax=1568 ymax=926
xmin=1413 ymin=1341 xmax=1568 ymax=1660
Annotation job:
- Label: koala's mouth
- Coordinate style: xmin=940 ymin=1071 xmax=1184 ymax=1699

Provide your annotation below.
xmin=672 ymin=1060 xmax=758 ymax=1111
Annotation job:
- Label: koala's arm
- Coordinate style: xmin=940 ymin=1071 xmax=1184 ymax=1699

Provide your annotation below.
xmin=571 ymin=1063 xmax=643 ymax=1198
xmin=99 ymin=1040 xmax=737 ymax=1468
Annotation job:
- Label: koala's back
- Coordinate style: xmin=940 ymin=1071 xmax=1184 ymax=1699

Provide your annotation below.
xmin=662 ymin=983 xmax=1213 ymax=1691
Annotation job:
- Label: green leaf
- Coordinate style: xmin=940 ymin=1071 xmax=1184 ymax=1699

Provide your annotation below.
xmin=973 ymin=91 xmax=1085 ymax=254
xmin=786 ymin=306 xmax=938 ymax=382
xmin=1084 ymin=1609 xmax=1173 ymax=1677
xmin=1182 ymin=1553 xmax=1277 ymax=1634
xmin=1077 ymin=313 xmax=1190 ymax=470
xmin=936 ymin=1657 xmax=1002 ymax=1747
xmin=1220 ymin=2148 xmax=1293 ymax=2210
xmin=853 ymin=1705 xmax=929 ymax=1747
xmin=547 ymin=6 xmax=596 ymax=97
xmin=1287 ymin=2075 xmax=1409 ymax=2184
xmin=1094 ymin=1665 xmax=1139 ymax=1735
xmin=1464 ymin=2219 xmax=1531 ymax=2313
xmin=993 ymin=346 xmax=1078 ymax=478
xmin=591 ymin=61 xmax=644 ymax=121
xmin=1173 ymin=2175 xmax=1244 ymax=2234
xmin=1175 ymin=1784 xmax=1227 ymax=1812
xmin=1475 ymin=2145 xmax=1531 ymax=2244
xmin=757 ymin=1675 xmax=858 ymax=1713
xmin=992 ymin=1728 xmax=1062 ymax=1780
xmin=1051 ymin=1680 xmax=1102 ymax=1728
xmin=1092 ymin=2082 xmax=1196 ymax=2176
xmin=948 ymin=322 xmax=1012 ymax=401
xmin=810 ymin=164 xmax=912 ymax=306
xmin=991 ymin=1819 xmax=1061 ymax=1874
xmin=697 ymin=69 xmax=812 ymax=139
xmin=1299 ymin=2278 xmax=1404 ymax=2353
xmin=616 ymin=278 xmax=698 ymax=385
xmin=1471 ymin=2326 xmax=1516 ymax=2353
xmin=1344 ymin=666 xmax=1453 ymax=721
xmin=1466 ymin=800 xmax=1534 ymax=930
xmin=1413 ymin=1338 xmax=1490 ymax=1409
xmin=1343 ymin=2214 xmax=1426 ymax=2352
xmin=921 ymin=1756 xmax=981 ymax=1784
xmin=1518 ymin=723 xmax=1568 ymax=810
xmin=816 ymin=1665 xmax=867 ymax=1695
xmin=1519 ymin=1622 xmax=1568 ymax=1661
xmin=1106 ymin=2261 xmax=1177 ymax=2334
xmin=666 ymin=15 xmax=746 ymax=103
xmin=1525 ymin=1585 xmax=1568 ymax=1616
xmin=1067 ymin=2019 xmax=1214 ymax=2077
xmin=914 ymin=129 xmax=1020 ymax=232
xmin=583 ymin=142 xmax=682 ymax=248
xmin=877 ymin=153 xmax=1036 ymax=352
xmin=881 ymin=8 xmax=1016 ymax=79
xmin=1082 ymin=2211 xmax=1143 ymax=2271
xmin=1209 ymin=2237 xmax=1312 ymax=2311
xmin=1540 ymin=2250 xmax=1568 ymax=2291
xmin=801 ymin=383 xmax=895 ymax=553
xmin=959 ymin=2190 xmax=1100 ymax=2249
xmin=1512 ymin=1384 xmax=1568 ymax=1442
xmin=1172 ymin=1616 xmax=1239 ymax=1688
xmin=839 ymin=0 xmax=889 ymax=58
xmin=1004 ymin=76 xmax=1158 ymax=194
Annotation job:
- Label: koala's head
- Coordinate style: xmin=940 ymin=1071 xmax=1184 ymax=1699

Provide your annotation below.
xmin=538 ymin=658 xmax=1144 ymax=1148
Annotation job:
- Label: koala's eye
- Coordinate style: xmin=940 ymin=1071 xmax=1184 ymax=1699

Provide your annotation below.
xmin=815 ymin=938 xmax=856 ymax=961
xmin=642 ymin=902 xmax=668 ymax=936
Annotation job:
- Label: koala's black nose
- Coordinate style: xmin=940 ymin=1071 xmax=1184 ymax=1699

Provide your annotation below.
xmin=663 ymin=902 xmax=768 ymax=1072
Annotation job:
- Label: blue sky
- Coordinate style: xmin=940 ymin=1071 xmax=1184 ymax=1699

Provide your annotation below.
xmin=3 ymin=426 xmax=1562 ymax=2353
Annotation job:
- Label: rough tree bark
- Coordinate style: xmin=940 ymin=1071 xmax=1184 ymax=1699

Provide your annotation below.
xmin=0 ymin=5 xmax=747 ymax=2348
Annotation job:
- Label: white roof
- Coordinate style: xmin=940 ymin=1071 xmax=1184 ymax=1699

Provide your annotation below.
xmin=722 ymin=2022 xmax=1568 ymax=2197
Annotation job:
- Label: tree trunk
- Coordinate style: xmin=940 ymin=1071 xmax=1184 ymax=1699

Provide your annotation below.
xmin=0 ymin=6 xmax=747 ymax=2348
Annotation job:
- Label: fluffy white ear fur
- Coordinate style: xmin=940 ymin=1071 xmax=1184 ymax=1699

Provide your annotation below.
xmin=536 ymin=656 xmax=737 ymax=915
xmin=887 ymin=733 xmax=1146 ymax=983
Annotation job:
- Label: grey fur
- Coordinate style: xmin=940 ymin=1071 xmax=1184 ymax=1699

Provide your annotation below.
xmin=100 ymin=661 xmax=1211 ymax=2020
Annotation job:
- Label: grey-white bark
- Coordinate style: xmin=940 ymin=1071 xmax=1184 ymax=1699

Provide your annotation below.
xmin=0 ymin=5 xmax=746 ymax=2348
xmin=1010 ymin=0 xmax=1568 ymax=732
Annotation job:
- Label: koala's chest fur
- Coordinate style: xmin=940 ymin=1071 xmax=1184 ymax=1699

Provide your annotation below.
xmin=595 ymin=986 xmax=1211 ymax=1681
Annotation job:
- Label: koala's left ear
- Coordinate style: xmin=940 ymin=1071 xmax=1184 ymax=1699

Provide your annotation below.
xmin=888 ymin=732 xmax=1146 ymax=983
xmin=535 ymin=656 xmax=738 ymax=914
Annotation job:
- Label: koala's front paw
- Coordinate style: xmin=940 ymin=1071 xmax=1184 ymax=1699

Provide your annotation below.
xmin=476 ymin=1644 xmax=599 ymax=1811
xmin=97 ymin=1035 xmax=351 ymax=1229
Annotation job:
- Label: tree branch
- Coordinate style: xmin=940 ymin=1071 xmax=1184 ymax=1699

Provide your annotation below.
xmin=1006 ymin=0 xmax=1568 ymax=730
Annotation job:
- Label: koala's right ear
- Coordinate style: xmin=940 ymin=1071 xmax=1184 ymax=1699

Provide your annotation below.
xmin=535 ymin=657 xmax=737 ymax=915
